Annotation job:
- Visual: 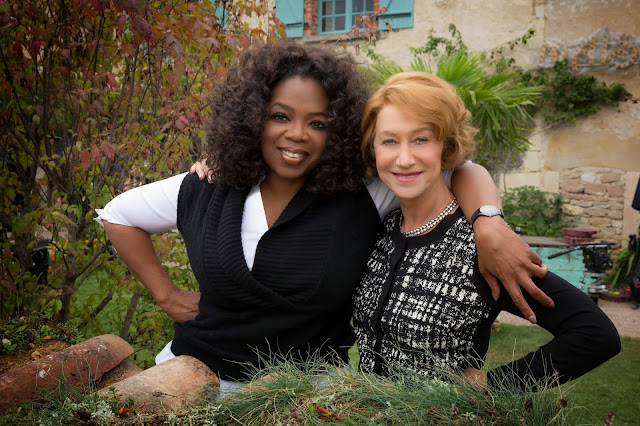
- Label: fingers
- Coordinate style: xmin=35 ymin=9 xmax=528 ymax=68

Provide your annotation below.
xmin=190 ymin=162 xmax=206 ymax=180
xmin=520 ymin=275 xmax=554 ymax=308
xmin=531 ymin=263 xmax=548 ymax=279
xmin=503 ymin=282 xmax=537 ymax=324
xmin=530 ymin=250 xmax=543 ymax=266
xmin=481 ymin=270 xmax=501 ymax=301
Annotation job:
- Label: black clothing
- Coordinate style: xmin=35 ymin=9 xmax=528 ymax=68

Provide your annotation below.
xmin=173 ymin=173 xmax=381 ymax=381
xmin=354 ymin=208 xmax=621 ymax=391
xmin=633 ymin=176 xmax=640 ymax=211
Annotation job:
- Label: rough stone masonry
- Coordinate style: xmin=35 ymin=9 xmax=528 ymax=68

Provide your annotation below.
xmin=560 ymin=166 xmax=627 ymax=241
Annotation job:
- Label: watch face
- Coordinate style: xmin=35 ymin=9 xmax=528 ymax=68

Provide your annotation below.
xmin=480 ymin=206 xmax=502 ymax=216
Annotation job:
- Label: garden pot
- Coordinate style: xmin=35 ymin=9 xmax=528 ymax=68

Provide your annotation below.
xmin=599 ymin=289 xmax=631 ymax=303
xmin=562 ymin=228 xmax=597 ymax=245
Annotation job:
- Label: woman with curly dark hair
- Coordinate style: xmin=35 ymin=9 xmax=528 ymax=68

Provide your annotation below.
xmin=204 ymin=40 xmax=369 ymax=195
xmin=98 ymin=40 xmax=550 ymax=395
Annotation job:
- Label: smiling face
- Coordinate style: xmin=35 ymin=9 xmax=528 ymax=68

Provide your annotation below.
xmin=260 ymin=76 xmax=330 ymax=191
xmin=373 ymin=104 xmax=445 ymax=203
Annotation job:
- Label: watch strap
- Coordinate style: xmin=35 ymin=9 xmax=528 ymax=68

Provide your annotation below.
xmin=470 ymin=206 xmax=504 ymax=226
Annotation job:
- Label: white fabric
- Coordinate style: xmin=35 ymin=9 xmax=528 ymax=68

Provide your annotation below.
xmin=242 ymin=185 xmax=268 ymax=270
xmin=95 ymin=172 xmax=187 ymax=234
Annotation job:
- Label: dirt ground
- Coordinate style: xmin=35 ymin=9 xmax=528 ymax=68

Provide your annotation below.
xmin=497 ymin=299 xmax=640 ymax=338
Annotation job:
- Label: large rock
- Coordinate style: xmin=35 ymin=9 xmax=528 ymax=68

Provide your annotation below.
xmin=0 ymin=334 xmax=133 ymax=410
xmin=97 ymin=356 xmax=220 ymax=412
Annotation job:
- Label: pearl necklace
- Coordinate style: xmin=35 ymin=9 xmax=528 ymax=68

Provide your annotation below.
xmin=401 ymin=197 xmax=458 ymax=237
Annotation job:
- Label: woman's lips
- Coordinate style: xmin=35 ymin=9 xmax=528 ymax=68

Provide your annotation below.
xmin=278 ymin=147 xmax=308 ymax=164
xmin=393 ymin=172 xmax=421 ymax=182
xmin=279 ymin=148 xmax=306 ymax=158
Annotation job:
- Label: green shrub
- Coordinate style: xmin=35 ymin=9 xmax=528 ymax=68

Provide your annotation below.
xmin=502 ymin=186 xmax=572 ymax=237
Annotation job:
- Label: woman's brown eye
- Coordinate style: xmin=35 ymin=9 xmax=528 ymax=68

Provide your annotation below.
xmin=271 ymin=112 xmax=287 ymax=121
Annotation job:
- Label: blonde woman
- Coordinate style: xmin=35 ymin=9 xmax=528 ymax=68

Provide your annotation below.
xmin=354 ymin=72 xmax=620 ymax=391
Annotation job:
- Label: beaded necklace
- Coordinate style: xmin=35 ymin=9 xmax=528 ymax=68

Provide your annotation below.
xmin=401 ymin=197 xmax=458 ymax=237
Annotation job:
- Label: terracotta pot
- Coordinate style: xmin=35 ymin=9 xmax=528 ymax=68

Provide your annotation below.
xmin=562 ymin=228 xmax=597 ymax=238
xmin=599 ymin=289 xmax=631 ymax=303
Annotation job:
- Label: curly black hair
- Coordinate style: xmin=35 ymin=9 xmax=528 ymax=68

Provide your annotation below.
xmin=205 ymin=40 xmax=371 ymax=195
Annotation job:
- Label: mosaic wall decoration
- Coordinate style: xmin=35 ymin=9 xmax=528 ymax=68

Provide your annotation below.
xmin=538 ymin=27 xmax=639 ymax=71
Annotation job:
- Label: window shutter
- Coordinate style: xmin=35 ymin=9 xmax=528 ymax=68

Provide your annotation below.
xmin=276 ymin=0 xmax=304 ymax=38
xmin=379 ymin=0 xmax=413 ymax=30
xmin=209 ymin=1 xmax=229 ymax=28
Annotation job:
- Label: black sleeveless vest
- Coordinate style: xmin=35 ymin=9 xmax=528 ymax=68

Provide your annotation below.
xmin=172 ymin=173 xmax=380 ymax=380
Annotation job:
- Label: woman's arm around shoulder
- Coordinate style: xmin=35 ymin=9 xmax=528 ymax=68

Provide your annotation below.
xmin=451 ymin=162 xmax=552 ymax=323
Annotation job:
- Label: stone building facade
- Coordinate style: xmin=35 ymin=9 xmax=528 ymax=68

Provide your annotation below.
xmin=274 ymin=0 xmax=640 ymax=242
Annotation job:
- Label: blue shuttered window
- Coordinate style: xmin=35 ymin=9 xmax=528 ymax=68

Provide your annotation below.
xmin=379 ymin=0 xmax=413 ymax=30
xmin=318 ymin=0 xmax=374 ymax=34
xmin=275 ymin=1 xmax=414 ymax=38
xmin=276 ymin=0 xmax=305 ymax=38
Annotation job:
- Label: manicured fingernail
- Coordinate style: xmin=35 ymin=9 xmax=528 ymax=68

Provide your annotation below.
xmin=548 ymin=302 xmax=555 ymax=309
xmin=491 ymin=292 xmax=498 ymax=301
xmin=207 ymin=175 xmax=213 ymax=183
xmin=198 ymin=172 xmax=204 ymax=179
xmin=528 ymin=316 xmax=537 ymax=324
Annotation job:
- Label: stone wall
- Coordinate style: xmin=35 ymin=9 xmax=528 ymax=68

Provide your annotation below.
xmin=560 ymin=167 xmax=629 ymax=241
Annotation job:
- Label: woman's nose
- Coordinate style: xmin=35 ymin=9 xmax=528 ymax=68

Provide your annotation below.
xmin=285 ymin=121 xmax=308 ymax=142
xmin=396 ymin=143 xmax=414 ymax=167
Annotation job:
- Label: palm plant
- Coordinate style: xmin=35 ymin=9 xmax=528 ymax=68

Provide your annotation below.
xmin=367 ymin=49 xmax=544 ymax=175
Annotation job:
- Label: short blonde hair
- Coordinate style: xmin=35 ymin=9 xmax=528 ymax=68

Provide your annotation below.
xmin=361 ymin=71 xmax=477 ymax=177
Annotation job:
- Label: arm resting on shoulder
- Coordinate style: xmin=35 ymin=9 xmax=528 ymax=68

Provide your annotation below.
xmin=451 ymin=162 xmax=552 ymax=323
xmin=488 ymin=273 xmax=621 ymax=392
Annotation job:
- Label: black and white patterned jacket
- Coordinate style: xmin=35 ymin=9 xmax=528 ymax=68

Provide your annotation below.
xmin=354 ymin=208 xmax=621 ymax=391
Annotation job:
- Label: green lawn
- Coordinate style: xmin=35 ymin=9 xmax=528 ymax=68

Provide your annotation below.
xmin=485 ymin=324 xmax=640 ymax=425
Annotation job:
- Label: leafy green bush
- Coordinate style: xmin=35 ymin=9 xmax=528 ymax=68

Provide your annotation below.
xmin=502 ymin=186 xmax=572 ymax=237
xmin=517 ymin=59 xmax=628 ymax=125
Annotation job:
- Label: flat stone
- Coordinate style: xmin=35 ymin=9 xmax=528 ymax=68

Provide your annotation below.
xmin=608 ymin=210 xmax=624 ymax=220
xmin=607 ymin=185 xmax=624 ymax=197
xmin=589 ymin=217 xmax=612 ymax=227
xmin=97 ymin=356 xmax=220 ymax=412
xmin=560 ymin=178 xmax=583 ymax=193
xmin=584 ymin=182 xmax=607 ymax=195
xmin=581 ymin=172 xmax=598 ymax=183
xmin=563 ymin=192 xmax=595 ymax=202
xmin=562 ymin=169 xmax=580 ymax=179
xmin=573 ymin=200 xmax=595 ymax=208
xmin=564 ymin=204 xmax=585 ymax=215
xmin=601 ymin=173 xmax=621 ymax=183
xmin=589 ymin=207 xmax=610 ymax=217
xmin=0 ymin=334 xmax=133 ymax=410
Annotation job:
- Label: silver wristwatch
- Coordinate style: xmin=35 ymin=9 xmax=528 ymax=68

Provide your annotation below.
xmin=470 ymin=205 xmax=504 ymax=226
